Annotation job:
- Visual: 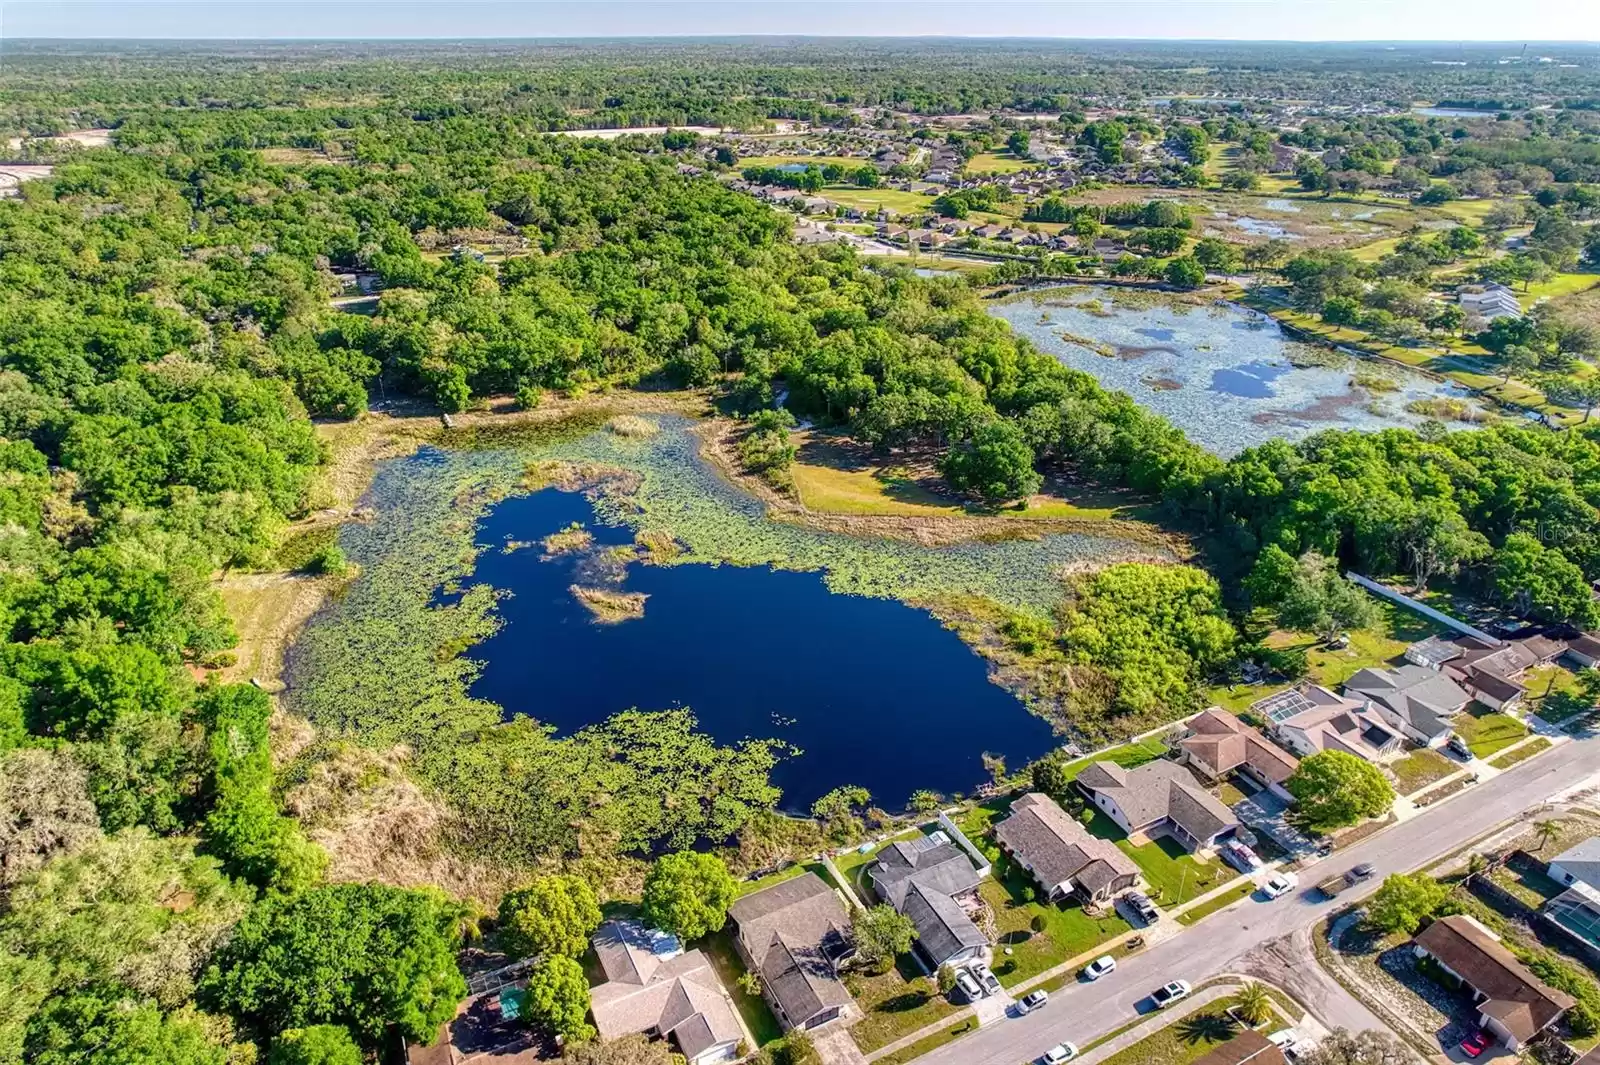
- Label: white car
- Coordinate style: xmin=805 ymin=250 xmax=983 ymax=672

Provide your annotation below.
xmin=1081 ymin=954 xmax=1117 ymax=981
xmin=954 ymin=968 xmax=983 ymax=1002
xmin=1041 ymin=1042 xmax=1079 ymax=1064
xmin=1269 ymin=1029 xmax=1305 ymax=1059
xmin=1261 ymin=872 xmax=1298 ymax=899
xmin=970 ymin=961 xmax=1001 ymax=996
xmin=1151 ymin=980 xmax=1191 ymax=1008
xmin=1017 ymin=989 xmax=1049 ymax=1014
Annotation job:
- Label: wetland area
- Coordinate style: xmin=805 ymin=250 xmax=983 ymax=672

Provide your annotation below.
xmin=991 ymin=286 xmax=1487 ymax=455
xmin=287 ymin=415 xmax=1163 ymax=813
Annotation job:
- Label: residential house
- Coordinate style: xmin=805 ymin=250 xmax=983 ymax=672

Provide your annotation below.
xmin=867 ymin=835 xmax=988 ymax=969
xmin=588 ymin=921 xmax=744 ymax=1065
xmin=1405 ymin=633 xmax=1567 ymax=711
xmin=994 ymin=792 xmax=1140 ymax=902
xmin=1256 ymin=684 xmax=1403 ymax=762
xmin=1458 ymin=283 xmax=1523 ymax=321
xmin=1075 ymin=761 xmax=1241 ymax=852
xmin=1550 ymin=838 xmax=1600 ymax=891
xmin=727 ymin=874 xmax=858 ymax=1034
xmin=1544 ymin=879 xmax=1600 ymax=953
xmin=1412 ymin=914 xmax=1576 ymax=1050
xmin=1179 ymin=708 xmax=1300 ymax=802
xmin=973 ymin=223 xmax=1007 ymax=240
xmin=1566 ymin=633 xmax=1600 ymax=669
xmin=800 ymin=196 xmax=832 ymax=215
xmin=1342 ymin=665 xmax=1473 ymax=747
xmin=1191 ymin=1030 xmax=1288 ymax=1065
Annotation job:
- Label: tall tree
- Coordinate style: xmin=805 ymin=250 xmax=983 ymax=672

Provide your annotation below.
xmin=1285 ymin=751 xmax=1394 ymax=831
xmin=851 ymin=905 xmax=918 ymax=974
xmin=640 ymin=852 xmax=737 ymax=942
xmin=497 ymin=875 xmax=602 ymax=959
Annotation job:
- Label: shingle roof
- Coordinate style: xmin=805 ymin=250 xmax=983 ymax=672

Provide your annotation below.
xmin=1077 ymin=760 xmax=1239 ymax=842
xmin=729 ymin=874 xmax=854 ymax=1026
xmin=588 ymin=924 xmax=742 ymax=1056
xmin=1344 ymin=665 xmax=1471 ymax=737
xmin=869 ymin=840 xmax=982 ymax=910
xmin=1414 ymin=915 xmax=1576 ymax=1041
xmin=1191 ymin=1030 xmax=1287 ymax=1065
xmin=1180 ymin=709 xmax=1300 ymax=784
xmin=993 ymin=792 xmax=1138 ymax=892
xmin=900 ymin=881 xmax=987 ymax=965
xmin=1552 ymin=837 xmax=1600 ymax=889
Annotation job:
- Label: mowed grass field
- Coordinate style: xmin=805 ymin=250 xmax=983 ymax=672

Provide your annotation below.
xmin=966 ymin=150 xmax=1035 ymax=174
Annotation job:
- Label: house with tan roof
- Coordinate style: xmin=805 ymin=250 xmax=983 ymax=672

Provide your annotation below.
xmin=1256 ymin=684 xmax=1403 ymax=763
xmin=727 ymin=874 xmax=858 ymax=1034
xmin=993 ymin=792 xmax=1140 ymax=903
xmin=1075 ymin=760 xmax=1240 ymax=853
xmin=1191 ymin=1030 xmax=1287 ymax=1065
xmin=588 ymin=921 xmax=744 ymax=1065
xmin=1180 ymin=708 xmax=1300 ymax=802
xmin=1412 ymin=914 xmax=1577 ymax=1051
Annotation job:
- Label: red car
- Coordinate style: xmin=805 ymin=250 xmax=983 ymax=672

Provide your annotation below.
xmin=1459 ymin=1031 xmax=1491 ymax=1058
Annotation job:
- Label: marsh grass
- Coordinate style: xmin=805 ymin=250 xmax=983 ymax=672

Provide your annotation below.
xmin=570 ymin=585 xmax=649 ymax=622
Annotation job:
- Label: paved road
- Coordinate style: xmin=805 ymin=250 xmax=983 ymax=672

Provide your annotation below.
xmin=914 ymin=736 xmax=1600 ymax=1065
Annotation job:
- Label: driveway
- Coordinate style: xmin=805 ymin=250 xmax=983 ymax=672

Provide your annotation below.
xmin=908 ymin=732 xmax=1600 ymax=1065
xmin=813 ymin=1025 xmax=868 ymax=1065
xmin=1234 ymin=790 xmax=1317 ymax=859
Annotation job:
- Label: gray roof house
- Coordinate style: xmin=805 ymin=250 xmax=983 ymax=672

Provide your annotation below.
xmin=727 ymin=874 xmax=857 ymax=1034
xmin=588 ymin=921 xmax=744 ymax=1065
xmin=868 ymin=837 xmax=987 ymax=969
xmin=1076 ymin=761 xmax=1240 ymax=852
xmin=993 ymin=792 xmax=1140 ymax=902
xmin=1549 ymin=838 xmax=1600 ymax=892
xmin=1343 ymin=665 xmax=1472 ymax=747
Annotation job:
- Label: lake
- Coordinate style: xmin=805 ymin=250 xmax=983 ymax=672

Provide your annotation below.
xmin=990 ymin=286 xmax=1486 ymax=456
xmin=464 ymin=483 xmax=1060 ymax=812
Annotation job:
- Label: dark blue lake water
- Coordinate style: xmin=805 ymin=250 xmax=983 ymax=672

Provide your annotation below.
xmin=465 ymin=488 xmax=1061 ymax=813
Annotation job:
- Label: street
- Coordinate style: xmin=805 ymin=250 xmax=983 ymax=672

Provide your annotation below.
xmin=911 ymin=734 xmax=1600 ymax=1065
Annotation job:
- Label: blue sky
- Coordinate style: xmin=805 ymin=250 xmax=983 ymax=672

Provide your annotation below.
xmin=3 ymin=0 xmax=1599 ymax=41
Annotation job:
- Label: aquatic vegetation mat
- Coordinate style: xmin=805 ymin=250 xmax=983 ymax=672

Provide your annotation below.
xmin=285 ymin=415 xmax=1165 ymax=864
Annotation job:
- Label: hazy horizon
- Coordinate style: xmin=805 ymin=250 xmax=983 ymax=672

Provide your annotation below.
xmin=5 ymin=1 xmax=1599 ymax=44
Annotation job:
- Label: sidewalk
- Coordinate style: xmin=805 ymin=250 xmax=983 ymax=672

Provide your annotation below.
xmin=861 ymin=873 xmax=1260 ymax=1062
xmin=1071 ymin=984 xmax=1239 ymax=1065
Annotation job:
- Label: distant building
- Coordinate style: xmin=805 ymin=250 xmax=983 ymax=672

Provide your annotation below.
xmin=1458 ymin=283 xmax=1522 ymax=320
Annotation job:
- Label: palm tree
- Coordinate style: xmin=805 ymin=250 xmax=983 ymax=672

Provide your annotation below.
xmin=1534 ymin=819 xmax=1562 ymax=853
xmin=1232 ymin=981 xmax=1273 ymax=1028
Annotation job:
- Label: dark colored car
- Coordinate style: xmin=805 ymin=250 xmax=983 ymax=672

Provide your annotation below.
xmin=1348 ymin=863 xmax=1376 ymax=881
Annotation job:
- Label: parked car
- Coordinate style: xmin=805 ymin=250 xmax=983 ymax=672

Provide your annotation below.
xmin=1268 ymin=1029 xmax=1302 ymax=1060
xmin=1041 ymin=1042 xmax=1079 ymax=1064
xmin=1124 ymin=891 xmax=1160 ymax=924
xmin=1081 ymin=955 xmax=1117 ymax=981
xmin=1151 ymin=980 xmax=1191 ymax=1009
xmin=1261 ymin=872 xmax=1298 ymax=899
xmin=954 ymin=968 xmax=983 ymax=1002
xmin=1017 ymin=990 xmax=1049 ymax=1014
xmin=1222 ymin=842 xmax=1262 ymax=872
xmin=970 ymin=962 xmax=1001 ymax=997
xmin=1447 ymin=734 xmax=1473 ymax=759
xmin=1459 ymin=1030 xmax=1491 ymax=1058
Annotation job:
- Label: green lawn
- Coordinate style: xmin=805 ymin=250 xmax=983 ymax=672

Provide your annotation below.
xmin=737 ymin=860 xmax=836 ymax=898
xmin=1177 ymin=882 xmax=1255 ymax=927
xmin=966 ymin=150 xmax=1034 ymax=174
xmin=1112 ymin=818 xmax=1230 ymax=908
xmin=980 ymin=874 xmax=1131 ymax=988
xmin=873 ymin=1020 xmax=976 ymax=1065
xmin=845 ymin=955 xmax=962 ymax=1053
xmin=1098 ymin=1010 xmax=1250 ymax=1065
xmin=1518 ymin=271 xmax=1600 ymax=309
xmin=812 ymin=185 xmax=938 ymax=219
xmin=1451 ymin=705 xmax=1529 ymax=759
xmin=1490 ymin=737 xmax=1551 ymax=769
xmin=1388 ymin=748 xmax=1456 ymax=796
xmin=700 ymin=929 xmax=783 ymax=1046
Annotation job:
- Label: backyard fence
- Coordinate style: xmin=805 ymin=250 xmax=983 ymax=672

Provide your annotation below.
xmin=1343 ymin=572 xmax=1502 ymax=645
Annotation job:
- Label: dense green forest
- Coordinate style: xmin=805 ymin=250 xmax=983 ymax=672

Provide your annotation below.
xmin=5 ymin=40 xmax=1600 ymax=1064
